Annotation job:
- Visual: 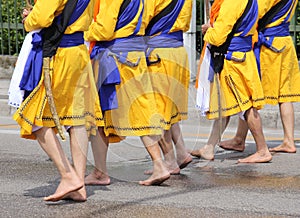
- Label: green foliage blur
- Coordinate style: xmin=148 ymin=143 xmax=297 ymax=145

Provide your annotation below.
xmin=0 ymin=0 xmax=26 ymax=55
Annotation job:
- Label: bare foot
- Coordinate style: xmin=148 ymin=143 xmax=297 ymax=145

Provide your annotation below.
xmin=219 ymin=138 xmax=245 ymax=152
xmin=44 ymin=175 xmax=83 ymax=202
xmin=190 ymin=144 xmax=214 ymax=160
xmin=140 ymin=159 xmax=171 ymax=186
xmin=143 ymin=169 xmax=153 ymax=175
xmin=85 ymin=169 xmax=110 ymax=186
xmin=238 ymin=151 xmax=272 ymax=163
xmin=164 ymin=160 xmax=180 ymax=175
xmin=177 ymin=154 xmax=193 ymax=169
xmin=63 ymin=187 xmax=87 ymax=202
xmin=144 ymin=159 xmax=180 ymax=175
xmin=269 ymin=142 xmax=297 ymax=153
xmin=139 ymin=173 xmax=170 ymax=186
xmin=144 ymin=167 xmax=180 ymax=175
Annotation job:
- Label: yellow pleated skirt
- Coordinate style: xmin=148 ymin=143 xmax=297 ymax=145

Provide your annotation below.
xmin=103 ymin=51 xmax=163 ymax=137
xmin=13 ymin=44 xmax=104 ymax=139
xmin=147 ymin=47 xmax=190 ymax=130
xmin=207 ymin=51 xmax=265 ymax=120
xmin=260 ymin=36 xmax=300 ymax=104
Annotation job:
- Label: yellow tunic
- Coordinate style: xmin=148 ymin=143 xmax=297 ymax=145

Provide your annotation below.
xmin=85 ymin=0 xmax=163 ymax=137
xmin=258 ymin=0 xmax=300 ymax=104
xmin=13 ymin=0 xmax=103 ymax=139
xmin=144 ymin=0 xmax=193 ymax=130
xmin=204 ymin=0 xmax=265 ymax=119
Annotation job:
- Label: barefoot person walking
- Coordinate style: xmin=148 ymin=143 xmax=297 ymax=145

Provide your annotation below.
xmin=143 ymin=0 xmax=193 ymax=175
xmin=219 ymin=0 xmax=300 ymax=154
xmin=14 ymin=0 xmax=102 ymax=202
xmin=191 ymin=0 xmax=272 ymax=163
xmin=84 ymin=0 xmax=170 ymax=186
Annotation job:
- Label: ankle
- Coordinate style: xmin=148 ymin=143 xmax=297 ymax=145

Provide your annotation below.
xmin=164 ymin=160 xmax=179 ymax=169
xmin=93 ymin=168 xmax=108 ymax=178
xmin=176 ymin=151 xmax=190 ymax=160
xmin=257 ymin=147 xmax=271 ymax=155
xmin=204 ymin=144 xmax=215 ymax=150
xmin=234 ymin=136 xmax=245 ymax=145
xmin=282 ymin=140 xmax=296 ymax=148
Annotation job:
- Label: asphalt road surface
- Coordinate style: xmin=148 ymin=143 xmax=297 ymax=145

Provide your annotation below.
xmin=0 ymin=115 xmax=300 ymax=217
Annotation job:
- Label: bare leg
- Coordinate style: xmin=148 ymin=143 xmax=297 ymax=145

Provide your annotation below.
xmin=139 ymin=135 xmax=170 ymax=186
xmin=219 ymin=118 xmax=248 ymax=152
xmin=269 ymin=102 xmax=296 ymax=153
xmin=171 ymin=123 xmax=192 ymax=169
xmin=85 ymin=127 xmax=111 ymax=185
xmin=238 ymin=108 xmax=272 ymax=163
xmin=63 ymin=126 xmax=89 ymax=202
xmin=34 ymin=127 xmax=83 ymax=202
xmin=144 ymin=130 xmax=180 ymax=175
xmin=159 ymin=130 xmax=180 ymax=174
xmin=190 ymin=117 xmax=229 ymax=160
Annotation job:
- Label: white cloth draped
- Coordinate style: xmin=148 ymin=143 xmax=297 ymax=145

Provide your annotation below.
xmin=196 ymin=44 xmax=213 ymax=116
xmin=8 ymin=29 xmax=40 ymax=108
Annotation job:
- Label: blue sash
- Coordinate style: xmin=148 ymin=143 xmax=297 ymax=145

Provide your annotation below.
xmin=19 ymin=0 xmax=89 ymax=96
xmin=262 ymin=23 xmax=290 ymax=37
xmin=146 ymin=31 xmax=183 ymax=48
xmin=261 ymin=0 xmax=295 ymax=37
xmin=224 ymin=36 xmax=252 ymax=64
xmin=91 ymin=36 xmax=145 ymax=111
xmin=226 ymin=0 xmax=257 ymax=55
xmin=254 ymin=0 xmax=296 ymax=76
xmin=91 ymin=0 xmax=144 ymax=111
xmin=145 ymin=31 xmax=183 ymax=65
xmin=208 ymin=36 xmax=253 ymax=82
xmin=19 ymin=32 xmax=43 ymax=96
xmin=227 ymin=36 xmax=252 ymax=53
xmin=145 ymin=0 xmax=184 ymax=66
xmin=59 ymin=32 xmax=84 ymax=47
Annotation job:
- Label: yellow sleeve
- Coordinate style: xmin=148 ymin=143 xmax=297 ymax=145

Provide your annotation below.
xmin=257 ymin=0 xmax=281 ymax=19
xmin=24 ymin=0 xmax=65 ymax=32
xmin=65 ymin=0 xmax=95 ymax=33
xmin=84 ymin=0 xmax=123 ymax=41
xmin=204 ymin=0 xmax=247 ymax=46
xmin=142 ymin=0 xmax=156 ymax=30
xmin=171 ymin=0 xmax=193 ymax=33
